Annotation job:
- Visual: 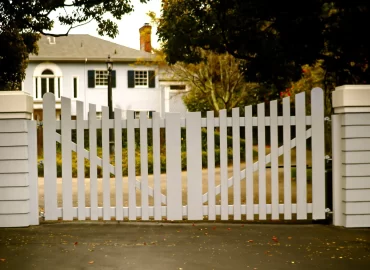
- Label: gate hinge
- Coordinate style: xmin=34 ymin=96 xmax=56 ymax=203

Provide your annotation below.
xmin=324 ymin=117 xmax=331 ymax=122
xmin=37 ymin=121 xmax=43 ymax=127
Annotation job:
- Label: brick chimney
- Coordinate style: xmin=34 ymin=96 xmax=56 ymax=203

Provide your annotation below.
xmin=139 ymin=23 xmax=152 ymax=53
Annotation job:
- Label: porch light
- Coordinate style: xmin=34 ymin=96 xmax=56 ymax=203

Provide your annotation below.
xmin=106 ymin=55 xmax=113 ymax=71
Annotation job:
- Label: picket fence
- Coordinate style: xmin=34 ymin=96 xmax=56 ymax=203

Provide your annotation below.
xmin=42 ymin=88 xmax=325 ymax=221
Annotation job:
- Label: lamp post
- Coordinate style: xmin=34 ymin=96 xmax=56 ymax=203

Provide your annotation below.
xmin=106 ymin=55 xmax=114 ymax=153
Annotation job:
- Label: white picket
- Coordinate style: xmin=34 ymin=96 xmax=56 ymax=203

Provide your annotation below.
xmin=114 ymin=108 xmax=123 ymax=220
xmin=127 ymin=111 xmax=136 ymax=220
xmin=257 ymin=103 xmax=267 ymax=220
xmin=152 ymin=112 xmax=162 ymax=220
xmin=166 ymin=113 xmax=182 ymax=220
xmin=61 ymin=97 xmax=73 ymax=220
xmin=311 ymin=88 xmax=325 ymax=219
xmin=232 ymin=108 xmax=241 ymax=220
xmin=295 ymin=92 xmax=307 ymax=219
xmin=186 ymin=112 xmax=203 ymax=220
xmin=89 ymin=104 xmax=98 ymax=220
xmin=207 ymin=111 xmax=216 ymax=220
xmin=244 ymin=106 xmax=254 ymax=220
xmin=76 ymin=101 xmax=85 ymax=220
xmin=283 ymin=96 xmax=292 ymax=219
xmin=140 ymin=111 xmax=149 ymax=220
xmin=270 ymin=100 xmax=279 ymax=220
xmin=101 ymin=106 xmax=110 ymax=220
xmin=43 ymin=93 xmax=58 ymax=220
xmin=219 ymin=109 xmax=228 ymax=220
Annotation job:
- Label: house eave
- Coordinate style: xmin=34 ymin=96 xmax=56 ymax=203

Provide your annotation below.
xmin=28 ymin=57 xmax=156 ymax=63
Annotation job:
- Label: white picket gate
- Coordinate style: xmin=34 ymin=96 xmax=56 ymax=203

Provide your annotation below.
xmin=42 ymin=88 xmax=325 ymax=221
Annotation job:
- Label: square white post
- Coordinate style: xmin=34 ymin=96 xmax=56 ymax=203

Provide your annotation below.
xmin=332 ymin=85 xmax=370 ymax=228
xmin=0 ymin=91 xmax=38 ymax=227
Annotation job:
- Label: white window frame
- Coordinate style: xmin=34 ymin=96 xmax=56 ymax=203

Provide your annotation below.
xmin=72 ymin=76 xmax=79 ymax=99
xmin=95 ymin=70 xmax=109 ymax=88
xmin=134 ymin=70 xmax=149 ymax=88
xmin=33 ymin=62 xmax=63 ymax=100
xmin=34 ymin=74 xmax=62 ymax=101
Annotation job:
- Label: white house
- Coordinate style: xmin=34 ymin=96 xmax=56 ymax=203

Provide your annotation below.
xmin=22 ymin=24 xmax=188 ymax=120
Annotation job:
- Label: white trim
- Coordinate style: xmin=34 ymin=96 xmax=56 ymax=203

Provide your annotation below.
xmin=33 ymin=62 xmax=62 ymax=77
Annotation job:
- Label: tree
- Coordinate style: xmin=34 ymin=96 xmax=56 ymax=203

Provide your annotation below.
xmin=170 ymin=50 xmax=259 ymax=115
xmin=158 ymin=0 xmax=369 ymax=94
xmin=0 ymin=0 xmax=148 ymax=90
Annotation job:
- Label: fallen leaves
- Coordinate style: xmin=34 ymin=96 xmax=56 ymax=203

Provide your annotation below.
xmin=74 ymin=242 xmax=78 ymax=246
xmin=272 ymin=236 xmax=278 ymax=243
xmin=88 ymin=261 xmax=94 ymax=264
xmin=248 ymin=240 xmax=254 ymax=243
xmin=0 ymin=258 xmax=6 ymax=262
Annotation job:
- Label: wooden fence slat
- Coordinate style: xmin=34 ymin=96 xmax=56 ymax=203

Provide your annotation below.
xmin=76 ymin=101 xmax=85 ymax=220
xmin=89 ymin=104 xmax=98 ymax=220
xmin=232 ymin=108 xmax=241 ymax=220
xmin=140 ymin=111 xmax=149 ymax=220
xmin=270 ymin=100 xmax=279 ymax=220
xmin=166 ymin=113 xmax=182 ymax=220
xmin=257 ymin=103 xmax=267 ymax=220
xmin=295 ymin=92 xmax=307 ymax=219
xmin=114 ymin=108 xmax=123 ymax=220
xmin=186 ymin=112 xmax=203 ymax=220
xmin=245 ymin=106 xmax=254 ymax=220
xmin=61 ymin=97 xmax=73 ymax=220
xmin=207 ymin=111 xmax=216 ymax=220
xmin=219 ymin=109 xmax=228 ymax=220
xmin=152 ymin=112 xmax=162 ymax=220
xmin=102 ymin=106 xmax=110 ymax=220
xmin=127 ymin=111 xmax=136 ymax=220
xmin=311 ymin=88 xmax=325 ymax=220
xmin=283 ymin=97 xmax=292 ymax=219
xmin=43 ymin=93 xmax=57 ymax=220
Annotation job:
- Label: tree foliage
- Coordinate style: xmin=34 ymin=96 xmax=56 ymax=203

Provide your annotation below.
xmin=158 ymin=0 xmax=369 ymax=94
xmin=170 ymin=50 xmax=259 ymax=114
xmin=0 ymin=0 xmax=148 ymax=90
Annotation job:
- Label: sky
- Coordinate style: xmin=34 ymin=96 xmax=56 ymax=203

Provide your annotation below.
xmin=48 ymin=0 xmax=162 ymax=50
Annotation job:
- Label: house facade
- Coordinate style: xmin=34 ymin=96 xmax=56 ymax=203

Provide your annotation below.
xmin=22 ymin=24 xmax=188 ymax=120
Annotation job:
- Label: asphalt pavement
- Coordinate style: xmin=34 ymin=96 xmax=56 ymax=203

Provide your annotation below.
xmin=0 ymin=222 xmax=369 ymax=270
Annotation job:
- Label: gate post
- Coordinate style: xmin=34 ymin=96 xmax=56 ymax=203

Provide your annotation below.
xmin=0 ymin=91 xmax=38 ymax=227
xmin=332 ymin=85 xmax=370 ymax=228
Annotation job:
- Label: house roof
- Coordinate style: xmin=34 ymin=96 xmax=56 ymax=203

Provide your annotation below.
xmin=29 ymin=35 xmax=156 ymax=62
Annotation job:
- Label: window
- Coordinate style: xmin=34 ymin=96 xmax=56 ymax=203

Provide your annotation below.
xmin=128 ymin=70 xmax=155 ymax=88
xmin=134 ymin=111 xmax=154 ymax=119
xmin=135 ymin=71 xmax=148 ymax=87
xmin=170 ymin=85 xmax=186 ymax=90
xmin=87 ymin=70 xmax=116 ymax=88
xmin=34 ymin=69 xmax=61 ymax=99
xmin=95 ymin=70 xmax=108 ymax=86
xmin=73 ymin=77 xmax=78 ymax=98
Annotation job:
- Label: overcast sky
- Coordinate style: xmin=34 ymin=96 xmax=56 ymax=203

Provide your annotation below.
xmin=49 ymin=0 xmax=161 ymax=50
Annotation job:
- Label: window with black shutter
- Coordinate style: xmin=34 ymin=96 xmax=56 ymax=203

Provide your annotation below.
xmin=88 ymin=70 xmax=95 ymax=88
xmin=128 ymin=70 xmax=135 ymax=88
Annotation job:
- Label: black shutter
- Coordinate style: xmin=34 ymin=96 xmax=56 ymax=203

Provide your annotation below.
xmin=88 ymin=70 xmax=95 ymax=88
xmin=112 ymin=70 xmax=116 ymax=88
xmin=149 ymin=70 xmax=155 ymax=88
xmin=128 ymin=70 xmax=135 ymax=88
